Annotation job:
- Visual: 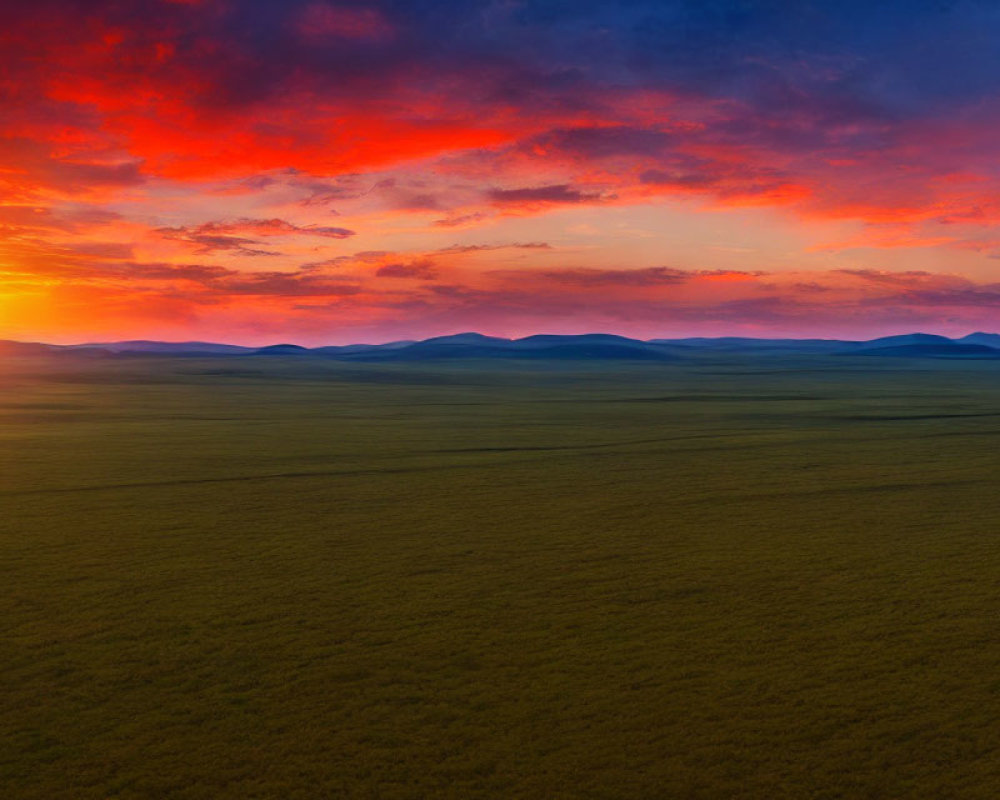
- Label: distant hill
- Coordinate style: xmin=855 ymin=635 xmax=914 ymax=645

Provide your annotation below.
xmin=0 ymin=340 xmax=58 ymax=357
xmin=252 ymin=344 xmax=312 ymax=355
xmin=858 ymin=333 xmax=954 ymax=348
xmin=509 ymin=342 xmax=676 ymax=360
xmin=957 ymin=332 xmax=1000 ymax=348
xmin=853 ymin=343 xmax=1000 ymax=359
xmin=651 ymin=337 xmax=859 ymax=353
xmin=513 ymin=333 xmax=644 ymax=348
xmin=420 ymin=332 xmax=513 ymax=346
xmin=0 ymin=340 xmax=109 ymax=357
xmin=69 ymin=340 xmax=253 ymax=355
xmin=5 ymin=332 xmax=1000 ymax=361
xmin=346 ymin=334 xmax=678 ymax=361
xmin=311 ymin=341 xmax=415 ymax=355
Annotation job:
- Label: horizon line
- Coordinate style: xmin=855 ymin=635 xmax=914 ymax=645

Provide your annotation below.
xmin=7 ymin=330 xmax=1000 ymax=350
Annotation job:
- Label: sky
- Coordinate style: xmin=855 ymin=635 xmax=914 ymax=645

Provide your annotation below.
xmin=5 ymin=0 xmax=1000 ymax=344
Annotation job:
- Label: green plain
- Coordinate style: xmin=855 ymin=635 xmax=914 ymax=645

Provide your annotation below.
xmin=3 ymin=354 xmax=1000 ymax=798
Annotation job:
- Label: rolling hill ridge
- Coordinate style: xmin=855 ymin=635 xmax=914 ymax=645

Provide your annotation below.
xmin=5 ymin=332 xmax=1000 ymax=360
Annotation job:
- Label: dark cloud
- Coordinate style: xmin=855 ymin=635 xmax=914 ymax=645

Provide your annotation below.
xmin=193 ymin=218 xmax=355 ymax=239
xmin=876 ymin=287 xmax=1000 ymax=308
xmin=376 ymin=260 xmax=438 ymax=279
xmin=156 ymin=229 xmax=280 ymax=257
xmin=393 ymin=193 xmax=443 ymax=211
xmin=437 ymin=242 xmax=551 ymax=254
xmin=537 ymin=267 xmax=692 ymax=286
xmin=488 ymin=184 xmax=608 ymax=206
xmin=838 ymin=269 xmax=944 ymax=286
xmin=157 ymin=217 xmax=355 ymax=255
xmin=639 ymin=169 xmax=718 ymax=189
xmin=433 ymin=212 xmax=488 ymax=228
xmin=528 ymin=126 xmax=677 ymax=160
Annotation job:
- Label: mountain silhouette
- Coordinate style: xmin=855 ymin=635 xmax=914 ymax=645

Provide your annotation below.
xmin=4 ymin=332 xmax=1000 ymax=361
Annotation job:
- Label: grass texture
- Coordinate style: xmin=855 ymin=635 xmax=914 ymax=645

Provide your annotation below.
xmin=3 ymin=354 xmax=1000 ymax=798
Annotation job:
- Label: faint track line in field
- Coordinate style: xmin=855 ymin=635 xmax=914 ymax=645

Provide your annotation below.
xmin=0 ymin=458 xmax=985 ymax=501
xmin=437 ymin=431 xmax=751 ymax=454
xmin=0 ymin=433 xmax=750 ymax=497
xmin=2 ymin=430 xmax=779 ymax=496
xmin=618 ymin=395 xmax=830 ymax=402
xmin=0 ymin=463 xmax=492 ymax=496
xmin=3 ymin=429 xmax=995 ymax=499
xmin=836 ymin=412 xmax=1000 ymax=421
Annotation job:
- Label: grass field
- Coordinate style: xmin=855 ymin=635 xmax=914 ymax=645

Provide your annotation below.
xmin=4 ymin=353 xmax=1000 ymax=798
